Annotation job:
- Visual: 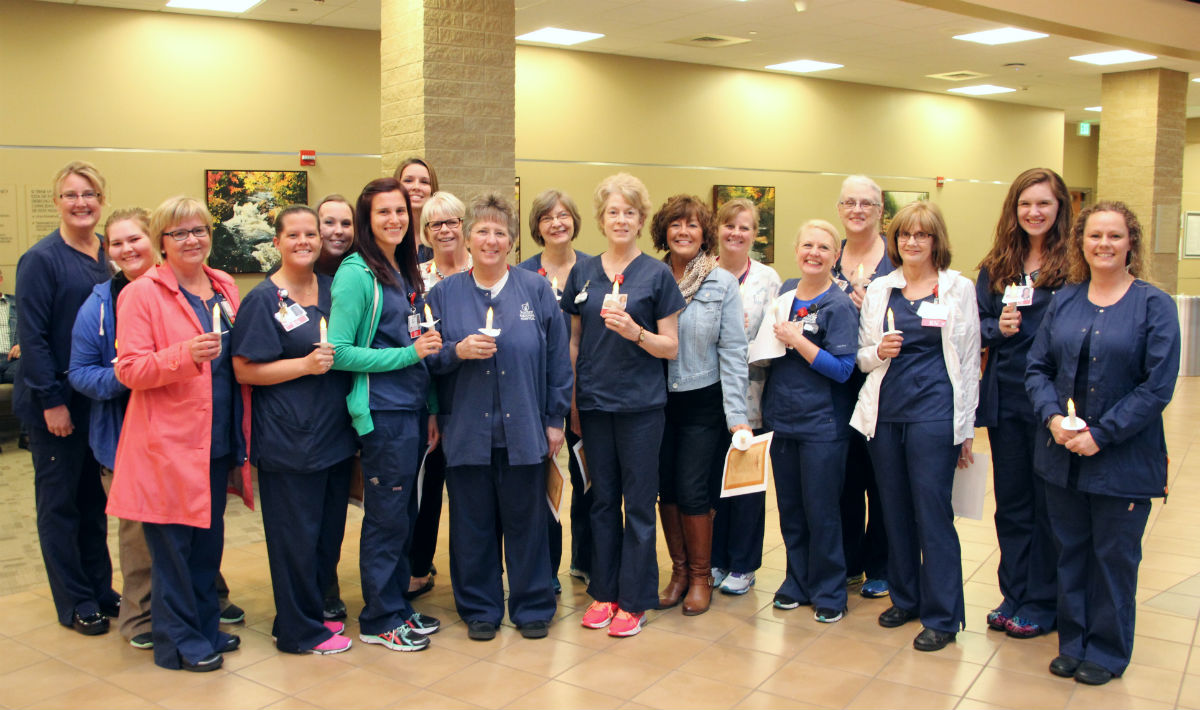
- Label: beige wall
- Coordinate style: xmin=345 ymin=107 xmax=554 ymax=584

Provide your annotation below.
xmin=1178 ymin=119 xmax=1200 ymax=294
xmin=514 ymin=47 xmax=1065 ymax=281
xmin=1063 ymin=123 xmax=1100 ymax=193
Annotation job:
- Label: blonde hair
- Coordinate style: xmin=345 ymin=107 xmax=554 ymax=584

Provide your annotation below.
xmin=796 ymin=219 xmax=842 ymax=256
xmin=148 ymin=196 xmax=212 ymax=256
xmin=52 ymin=161 xmax=107 ymax=204
xmin=593 ymin=173 xmax=651 ymax=234
xmin=715 ymin=198 xmax=759 ymax=231
xmin=104 ymin=207 xmax=160 ymax=266
xmin=419 ymin=191 xmax=467 ymax=247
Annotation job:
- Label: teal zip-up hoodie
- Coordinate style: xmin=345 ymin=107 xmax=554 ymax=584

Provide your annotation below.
xmin=329 ymin=252 xmax=436 ymax=436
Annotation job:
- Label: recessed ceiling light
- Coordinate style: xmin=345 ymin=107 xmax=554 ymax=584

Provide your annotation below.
xmin=953 ymin=27 xmax=1047 ymax=45
xmin=1084 ymin=106 xmax=1102 ymax=112
xmin=1193 ymin=77 xmax=1200 ymax=83
xmin=947 ymin=84 xmax=1016 ymax=95
xmin=165 ymin=0 xmax=262 ymax=11
xmin=765 ymin=59 xmax=843 ymax=73
xmin=516 ymin=27 xmax=604 ymax=46
xmin=1070 ymin=50 xmax=1156 ymax=66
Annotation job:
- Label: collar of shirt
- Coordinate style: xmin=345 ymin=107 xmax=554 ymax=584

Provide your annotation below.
xmin=473 ymin=269 xmax=509 ymax=298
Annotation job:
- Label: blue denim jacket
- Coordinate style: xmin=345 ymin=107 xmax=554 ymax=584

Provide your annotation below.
xmin=667 ymin=267 xmax=749 ymax=428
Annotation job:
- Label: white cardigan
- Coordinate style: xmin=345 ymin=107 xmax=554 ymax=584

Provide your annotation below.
xmin=849 ymin=268 xmax=980 ymax=444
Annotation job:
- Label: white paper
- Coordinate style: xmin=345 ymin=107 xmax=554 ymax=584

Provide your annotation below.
xmin=720 ymin=431 xmax=774 ymax=498
xmin=571 ymin=438 xmax=590 ymax=493
xmin=415 ymin=442 xmax=435 ymax=509
xmin=747 ymin=292 xmax=791 ymax=364
xmin=546 ymin=456 xmax=568 ymax=522
xmin=951 ymin=452 xmax=990 ymax=520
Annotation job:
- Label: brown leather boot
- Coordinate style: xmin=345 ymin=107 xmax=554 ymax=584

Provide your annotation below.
xmin=681 ymin=511 xmax=714 ymax=616
xmin=658 ymin=503 xmax=688 ymax=609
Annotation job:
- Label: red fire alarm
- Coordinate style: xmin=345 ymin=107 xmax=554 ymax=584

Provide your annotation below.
xmin=300 ymin=150 xmax=316 ymax=166
xmin=936 ymin=176 xmax=945 ymax=188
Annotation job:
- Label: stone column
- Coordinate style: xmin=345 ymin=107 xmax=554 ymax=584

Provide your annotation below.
xmin=1096 ymin=68 xmax=1188 ymax=292
xmin=380 ymin=0 xmax=515 ymax=199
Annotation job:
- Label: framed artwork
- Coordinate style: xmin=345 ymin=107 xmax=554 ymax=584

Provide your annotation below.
xmin=205 ymin=169 xmax=308 ymax=273
xmin=713 ymin=185 xmax=776 ymax=264
xmin=881 ymin=190 xmax=929 ymax=233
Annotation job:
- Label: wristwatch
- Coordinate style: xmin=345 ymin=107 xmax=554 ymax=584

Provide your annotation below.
xmin=637 ymin=326 xmax=646 ymax=344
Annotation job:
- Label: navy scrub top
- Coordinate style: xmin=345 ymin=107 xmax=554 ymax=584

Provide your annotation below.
xmin=368 ymin=274 xmax=430 ymax=412
xmin=761 ymin=284 xmax=859 ymax=441
xmin=180 ymin=286 xmax=237 ymax=460
xmin=878 ymin=289 xmax=953 ymax=423
xmin=976 ymin=265 xmax=1057 ymax=427
xmin=560 ymin=253 xmax=686 ymax=413
xmin=231 ymin=275 xmax=356 ymax=474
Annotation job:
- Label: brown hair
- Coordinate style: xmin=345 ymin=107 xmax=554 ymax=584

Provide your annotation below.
xmin=977 ymin=168 xmax=1072 ymax=293
xmin=715 ymin=198 xmax=759 ymax=232
xmin=1068 ymin=201 xmax=1147 ymax=282
xmin=353 ymin=178 xmax=421 ymax=291
xmin=650 ymin=194 xmax=716 ymax=254
xmin=466 ymin=191 xmax=518 ymax=240
xmin=393 ymin=157 xmax=439 ymax=194
xmin=528 ymin=189 xmax=582 ymax=246
xmin=274 ymin=205 xmax=318 ymax=237
xmin=885 ymin=200 xmax=952 ymax=271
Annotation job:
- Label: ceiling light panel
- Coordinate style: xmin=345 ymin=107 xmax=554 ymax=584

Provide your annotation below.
xmin=1069 ymin=50 xmax=1156 ymax=66
xmin=516 ymin=27 xmax=605 ymax=46
xmin=165 ymin=0 xmax=262 ymax=11
xmin=1084 ymin=106 xmax=1102 ymax=112
xmin=953 ymin=27 xmax=1047 ymax=45
xmin=947 ymin=84 xmax=1016 ymax=95
xmin=766 ymin=59 xmax=843 ymax=73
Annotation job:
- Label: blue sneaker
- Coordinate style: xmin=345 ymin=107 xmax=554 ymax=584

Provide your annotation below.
xmin=719 ymin=571 xmax=755 ymax=595
xmin=860 ymin=579 xmax=889 ymax=598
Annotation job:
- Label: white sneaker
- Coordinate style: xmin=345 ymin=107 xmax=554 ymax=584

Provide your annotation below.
xmin=719 ymin=571 xmax=755 ymax=595
xmin=710 ymin=567 xmax=729 ymax=588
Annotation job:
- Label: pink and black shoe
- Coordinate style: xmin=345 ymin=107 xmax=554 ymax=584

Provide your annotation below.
xmin=1005 ymin=615 xmax=1046 ymax=639
xmin=986 ymin=608 xmax=1010 ymax=631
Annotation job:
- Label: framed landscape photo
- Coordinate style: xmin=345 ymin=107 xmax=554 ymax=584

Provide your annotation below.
xmin=205 ymin=169 xmax=308 ymax=273
xmin=881 ymin=190 xmax=929 ymax=233
xmin=713 ymin=185 xmax=776 ymax=264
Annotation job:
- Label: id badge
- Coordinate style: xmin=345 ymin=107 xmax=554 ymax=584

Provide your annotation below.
xmin=407 ymin=313 xmax=421 ymax=339
xmin=917 ymin=300 xmax=949 ymax=328
xmin=1002 ymin=283 xmax=1033 ymax=307
xmin=275 ymin=303 xmax=310 ymax=331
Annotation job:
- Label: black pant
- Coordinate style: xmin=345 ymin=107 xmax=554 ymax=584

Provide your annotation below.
xmin=660 ymin=383 xmax=726 ymax=515
xmin=408 ymin=443 xmax=445 ymax=577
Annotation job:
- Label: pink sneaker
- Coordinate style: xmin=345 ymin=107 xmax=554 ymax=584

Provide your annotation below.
xmin=581 ymin=601 xmax=617 ymax=629
xmin=607 ymin=609 xmax=645 ymax=637
xmin=311 ymin=633 xmax=352 ymax=655
xmin=324 ymin=620 xmax=345 ymax=635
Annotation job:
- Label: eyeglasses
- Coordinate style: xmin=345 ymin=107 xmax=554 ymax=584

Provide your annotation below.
xmin=427 ymin=217 xmax=462 ymax=231
xmin=59 ymin=191 xmax=100 ymax=203
xmin=163 ymin=226 xmax=210 ymax=241
xmin=898 ymin=231 xmax=934 ymax=244
xmin=838 ymin=199 xmax=879 ymax=210
xmin=539 ymin=211 xmax=573 ymax=224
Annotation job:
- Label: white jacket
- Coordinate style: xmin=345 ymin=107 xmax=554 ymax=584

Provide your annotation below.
xmin=849 ymin=268 xmax=980 ymax=444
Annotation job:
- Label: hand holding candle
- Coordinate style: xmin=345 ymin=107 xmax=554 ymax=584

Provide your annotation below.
xmin=421 ymin=303 xmax=439 ymax=330
xmin=878 ymin=308 xmax=903 ymax=359
xmin=478 ymin=305 xmax=500 ymax=337
xmin=1061 ymin=397 xmax=1087 ymax=431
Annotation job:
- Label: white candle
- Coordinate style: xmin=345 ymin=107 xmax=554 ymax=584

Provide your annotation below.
xmin=887 ymin=308 xmax=895 ymax=332
xmin=551 ymin=276 xmax=559 ymax=292
xmin=319 ymin=317 xmax=328 ymax=344
xmin=485 ymin=306 xmax=493 ymax=330
xmin=1067 ymin=398 xmax=1076 ymax=419
xmin=212 ymin=303 xmax=222 ymax=334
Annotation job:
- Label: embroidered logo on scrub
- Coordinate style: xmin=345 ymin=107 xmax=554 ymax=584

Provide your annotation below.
xmin=520 ymin=302 xmax=536 ymax=321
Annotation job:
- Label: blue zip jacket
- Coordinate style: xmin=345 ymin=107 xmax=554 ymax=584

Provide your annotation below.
xmin=68 ymin=280 xmax=125 ymax=469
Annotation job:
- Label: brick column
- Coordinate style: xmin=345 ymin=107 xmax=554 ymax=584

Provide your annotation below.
xmin=1096 ymin=68 xmax=1188 ymax=292
xmin=380 ymin=0 xmax=515 ymax=200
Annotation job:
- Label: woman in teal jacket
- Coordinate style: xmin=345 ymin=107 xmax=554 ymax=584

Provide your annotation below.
xmin=329 ymin=177 xmax=443 ymax=653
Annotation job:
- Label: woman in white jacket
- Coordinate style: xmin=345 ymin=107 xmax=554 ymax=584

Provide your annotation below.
xmin=850 ymin=200 xmax=979 ymax=652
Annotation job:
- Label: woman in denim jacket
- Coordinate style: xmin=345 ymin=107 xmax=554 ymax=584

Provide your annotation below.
xmin=652 ymin=194 xmax=750 ymax=616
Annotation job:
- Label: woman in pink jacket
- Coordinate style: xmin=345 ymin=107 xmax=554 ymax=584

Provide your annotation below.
xmin=106 ymin=196 xmax=252 ymax=672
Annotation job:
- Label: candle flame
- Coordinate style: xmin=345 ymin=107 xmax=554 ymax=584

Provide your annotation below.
xmin=857 ymin=263 xmax=865 ymax=284
xmin=485 ymin=306 xmax=494 ymax=330
xmin=1067 ymin=398 xmax=1076 ymax=419
xmin=611 ymin=279 xmax=620 ymax=296
xmin=551 ymin=276 xmax=559 ymax=291
xmin=319 ymin=317 xmax=328 ymax=343
xmin=424 ymin=304 xmax=433 ymax=323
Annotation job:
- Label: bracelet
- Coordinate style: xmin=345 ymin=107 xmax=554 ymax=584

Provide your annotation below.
xmin=637 ymin=326 xmax=646 ymax=344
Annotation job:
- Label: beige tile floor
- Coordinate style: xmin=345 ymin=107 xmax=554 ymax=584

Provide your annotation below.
xmin=2 ymin=379 xmax=1199 ymax=709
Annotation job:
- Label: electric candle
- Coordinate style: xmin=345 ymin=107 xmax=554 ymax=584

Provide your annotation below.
xmin=319 ymin=317 xmax=328 ymax=344
xmin=857 ymin=263 xmax=865 ymax=286
xmin=887 ymin=308 xmax=895 ymax=333
xmin=485 ymin=307 xmax=494 ymax=331
xmin=212 ymin=303 xmax=222 ymax=334
xmin=424 ymin=304 xmax=433 ymax=324
xmin=1067 ymin=398 xmax=1076 ymax=419
xmin=551 ymin=276 xmax=559 ymax=291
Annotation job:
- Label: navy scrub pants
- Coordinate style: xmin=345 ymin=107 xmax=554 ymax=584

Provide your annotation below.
xmin=771 ymin=436 xmax=849 ymax=610
xmin=868 ymin=420 xmax=965 ymax=633
xmin=580 ymin=408 xmax=664 ymax=614
xmin=712 ymin=425 xmax=765 ymax=575
xmin=1043 ymin=482 xmax=1150 ymax=676
xmin=142 ymin=458 xmax=233 ymax=669
xmin=988 ymin=416 xmax=1057 ymax=628
xmin=259 ymin=457 xmax=353 ymax=653
xmin=29 ymin=422 xmax=116 ymax=625
xmin=446 ymin=448 xmax=556 ymax=626
xmin=549 ymin=428 xmax=593 ymax=577
xmin=840 ymin=431 xmax=889 ymax=581
xmin=357 ymin=410 xmax=421 ymax=636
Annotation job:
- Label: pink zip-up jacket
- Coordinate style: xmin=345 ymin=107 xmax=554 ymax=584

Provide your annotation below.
xmin=105 ymin=263 xmax=253 ymax=528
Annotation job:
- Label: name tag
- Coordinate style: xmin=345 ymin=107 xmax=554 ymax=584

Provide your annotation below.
xmin=1002 ymin=283 xmax=1033 ymax=307
xmin=274 ymin=303 xmax=309 ymax=332
xmin=917 ymin=300 xmax=949 ymax=328
xmin=407 ymin=313 xmax=421 ymax=339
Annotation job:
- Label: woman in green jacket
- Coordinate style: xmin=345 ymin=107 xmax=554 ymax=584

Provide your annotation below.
xmin=329 ymin=177 xmax=442 ymax=653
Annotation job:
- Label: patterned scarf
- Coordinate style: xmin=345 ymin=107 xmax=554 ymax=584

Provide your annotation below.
xmin=669 ymin=251 xmax=719 ymax=304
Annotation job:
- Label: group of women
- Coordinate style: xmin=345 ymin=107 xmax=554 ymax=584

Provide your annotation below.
xmin=20 ymin=160 xmax=1179 ymax=687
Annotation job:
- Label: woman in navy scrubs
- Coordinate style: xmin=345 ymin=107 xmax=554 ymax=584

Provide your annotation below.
xmin=752 ymin=220 xmax=858 ymax=622
xmin=850 ymin=200 xmax=979 ymax=652
xmin=652 ymin=194 xmax=748 ymax=616
xmin=232 ymin=206 xmax=356 ymax=655
xmin=711 ymin=198 xmax=780 ymax=597
xmin=561 ymin=173 xmax=686 ymax=638
xmin=976 ymin=168 xmax=1072 ymax=639
xmin=329 ymin=177 xmax=443 ymax=653
xmin=425 ymin=192 xmax=572 ymax=641
xmin=518 ymin=189 xmax=592 ymax=592
xmin=1026 ymin=202 xmax=1179 ymax=685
